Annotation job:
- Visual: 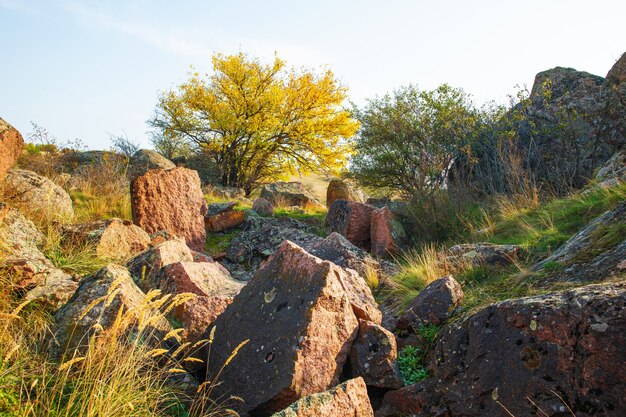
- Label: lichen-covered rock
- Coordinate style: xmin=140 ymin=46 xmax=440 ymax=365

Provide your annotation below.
xmin=370 ymin=206 xmax=407 ymax=258
xmin=0 ymin=118 xmax=24 ymax=182
xmin=178 ymin=295 xmax=232 ymax=343
xmin=594 ymin=149 xmax=626 ymax=187
xmin=1 ymin=169 xmax=74 ymax=222
xmin=326 ymin=178 xmax=366 ymax=208
xmin=350 ymin=320 xmax=402 ymax=389
xmin=378 ymin=283 xmax=626 ymax=417
xmin=396 ymin=276 xmax=464 ymax=331
xmin=131 ymin=167 xmax=207 ymax=251
xmin=204 ymin=209 xmax=245 ymax=232
xmin=606 ymin=51 xmax=626 ymax=84
xmin=260 ymin=181 xmax=323 ymax=208
xmin=308 ymin=232 xmax=380 ymax=280
xmin=447 ymin=242 xmax=520 ymax=266
xmin=203 ymin=241 xmax=359 ymax=416
xmin=160 ymin=261 xmax=243 ymax=298
xmin=62 ymin=218 xmax=150 ymax=261
xmin=128 ymin=149 xmax=175 ymax=180
xmin=24 ymin=268 xmax=79 ymax=309
xmin=271 ymin=377 xmax=374 ymax=417
xmin=51 ymin=265 xmax=171 ymax=358
xmin=126 ymin=238 xmax=194 ymax=292
xmin=325 ymin=200 xmax=376 ymax=249
xmin=252 ymin=197 xmax=274 ymax=216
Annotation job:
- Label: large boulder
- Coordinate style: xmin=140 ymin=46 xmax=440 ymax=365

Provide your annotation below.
xmin=0 ymin=118 xmax=24 ymax=182
xmin=128 ymin=149 xmax=175 ymax=180
xmin=61 ymin=218 xmax=150 ymax=261
xmin=160 ymin=261 xmax=243 ymax=298
xmin=325 ymin=200 xmax=376 ymax=249
xmin=271 ymin=377 xmax=374 ymax=417
xmin=203 ymin=241 xmax=359 ymax=416
xmin=252 ymin=197 xmax=274 ymax=216
xmin=131 ymin=167 xmax=207 ymax=251
xmin=396 ymin=276 xmax=464 ymax=331
xmin=1 ymin=169 xmax=74 ymax=222
xmin=260 ymin=181 xmax=323 ymax=209
xmin=370 ymin=206 xmax=407 ymax=258
xmin=350 ymin=319 xmax=403 ymax=389
xmin=178 ymin=295 xmax=232 ymax=343
xmin=326 ymin=178 xmax=366 ymax=208
xmin=378 ymin=283 xmax=626 ymax=417
xmin=51 ymin=265 xmax=171 ymax=358
xmin=126 ymin=238 xmax=194 ymax=292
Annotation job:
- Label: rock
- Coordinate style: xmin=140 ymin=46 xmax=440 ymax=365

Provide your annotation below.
xmin=308 ymin=232 xmax=380 ymax=280
xmin=203 ymin=184 xmax=246 ymax=199
xmin=178 ymin=295 xmax=232 ymax=343
xmin=326 ymin=178 xmax=366 ymax=208
xmin=366 ymin=197 xmax=392 ymax=208
xmin=271 ymin=377 xmax=374 ymax=417
xmin=24 ymin=268 xmax=79 ymax=309
xmin=594 ymin=148 xmax=625 ymax=186
xmin=260 ymin=181 xmax=323 ymax=209
xmin=378 ymin=283 xmax=626 ymax=417
xmin=370 ymin=206 xmax=407 ymax=258
xmin=59 ymin=150 xmax=126 ymax=174
xmin=350 ymin=320 xmax=402 ymax=389
xmin=203 ymin=241 xmax=359 ymax=416
xmin=0 ymin=203 xmax=44 ymax=257
xmin=252 ymin=197 xmax=274 ymax=216
xmin=160 ymin=261 xmax=243 ymax=298
xmin=0 ymin=118 xmax=24 ymax=182
xmin=339 ymin=266 xmax=382 ymax=324
xmin=131 ymin=167 xmax=207 ymax=251
xmin=205 ymin=209 xmax=245 ymax=232
xmin=61 ymin=218 xmax=150 ymax=261
xmin=1 ymin=169 xmax=74 ymax=222
xmin=606 ymin=51 xmax=626 ymax=84
xmin=128 ymin=149 xmax=176 ymax=180
xmin=206 ymin=201 xmax=236 ymax=217
xmin=51 ymin=265 xmax=171 ymax=358
xmin=396 ymin=276 xmax=464 ymax=331
xmin=447 ymin=242 xmax=521 ymax=266
xmin=126 ymin=238 xmax=194 ymax=292
xmin=325 ymin=200 xmax=376 ymax=249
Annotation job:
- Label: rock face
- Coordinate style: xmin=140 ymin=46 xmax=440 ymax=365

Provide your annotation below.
xmin=252 ymin=197 xmax=274 ymax=216
xmin=378 ymin=283 xmax=626 ymax=417
xmin=326 ymin=178 xmax=366 ymax=208
xmin=0 ymin=118 xmax=24 ymax=182
xmin=260 ymin=181 xmax=323 ymax=208
xmin=204 ymin=241 xmax=359 ymax=416
xmin=447 ymin=242 xmax=521 ymax=266
xmin=126 ymin=238 xmax=194 ymax=292
xmin=396 ymin=276 xmax=464 ymax=331
xmin=51 ymin=265 xmax=171 ymax=358
xmin=131 ymin=167 xmax=207 ymax=251
xmin=1 ymin=169 xmax=74 ymax=221
xmin=350 ymin=320 xmax=402 ymax=389
xmin=271 ymin=377 xmax=374 ymax=417
xmin=370 ymin=206 xmax=407 ymax=258
xmin=62 ymin=219 xmax=150 ymax=260
xmin=325 ymin=200 xmax=376 ymax=249
xmin=128 ymin=149 xmax=176 ymax=180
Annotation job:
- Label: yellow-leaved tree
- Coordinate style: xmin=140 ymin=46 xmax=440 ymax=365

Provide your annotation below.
xmin=149 ymin=52 xmax=359 ymax=194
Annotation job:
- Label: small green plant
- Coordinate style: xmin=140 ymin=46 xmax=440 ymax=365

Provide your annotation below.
xmin=417 ymin=323 xmax=439 ymax=344
xmin=398 ymin=345 xmax=429 ymax=385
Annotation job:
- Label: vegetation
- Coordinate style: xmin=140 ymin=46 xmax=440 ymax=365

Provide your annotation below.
xmin=397 ymin=324 xmax=439 ymax=385
xmin=150 ymin=52 xmax=359 ymax=194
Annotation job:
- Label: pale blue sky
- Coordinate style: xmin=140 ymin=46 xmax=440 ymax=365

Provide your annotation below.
xmin=1 ymin=0 xmax=624 ymax=149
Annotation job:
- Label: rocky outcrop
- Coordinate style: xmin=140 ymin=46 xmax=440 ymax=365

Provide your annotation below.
xmin=325 ymin=200 xmax=376 ymax=249
xmin=370 ymin=206 xmax=407 ymax=258
xmin=61 ymin=218 xmax=150 ymax=261
xmin=447 ymin=242 xmax=521 ymax=266
xmin=126 ymin=238 xmax=194 ymax=292
xmin=203 ymin=241 xmax=359 ymax=416
xmin=0 ymin=118 xmax=24 ymax=182
xmin=51 ymin=265 xmax=171 ymax=358
xmin=396 ymin=276 xmax=464 ymax=331
xmin=350 ymin=320 xmax=402 ymax=389
xmin=1 ymin=169 xmax=74 ymax=221
xmin=131 ymin=167 xmax=207 ymax=251
xmin=260 ymin=181 xmax=323 ymax=208
xmin=127 ymin=149 xmax=175 ymax=180
xmin=271 ymin=377 xmax=374 ymax=417
xmin=252 ymin=197 xmax=274 ymax=216
xmin=594 ymin=148 xmax=625 ymax=187
xmin=378 ymin=283 xmax=626 ymax=417
xmin=326 ymin=178 xmax=366 ymax=208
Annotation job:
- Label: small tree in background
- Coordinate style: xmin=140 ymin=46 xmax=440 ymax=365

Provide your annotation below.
xmin=149 ymin=52 xmax=359 ymax=194
xmin=109 ymin=133 xmax=140 ymax=158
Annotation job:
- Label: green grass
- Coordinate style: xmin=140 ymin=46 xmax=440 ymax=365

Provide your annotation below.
xmin=273 ymin=207 xmax=327 ymax=235
xmin=205 ymin=230 xmax=239 ymax=256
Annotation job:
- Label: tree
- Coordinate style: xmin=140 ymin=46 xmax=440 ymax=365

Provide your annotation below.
xmin=350 ymin=84 xmax=478 ymax=199
xmin=149 ymin=131 xmax=193 ymax=160
xmin=109 ymin=133 xmax=140 ymax=158
xmin=149 ymin=52 xmax=359 ymax=194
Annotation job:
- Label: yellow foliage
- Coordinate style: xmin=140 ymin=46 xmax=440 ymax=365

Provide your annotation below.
xmin=153 ymin=52 xmax=359 ymax=192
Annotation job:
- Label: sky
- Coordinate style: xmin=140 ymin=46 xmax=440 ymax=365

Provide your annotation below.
xmin=1 ymin=0 xmax=624 ymax=150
